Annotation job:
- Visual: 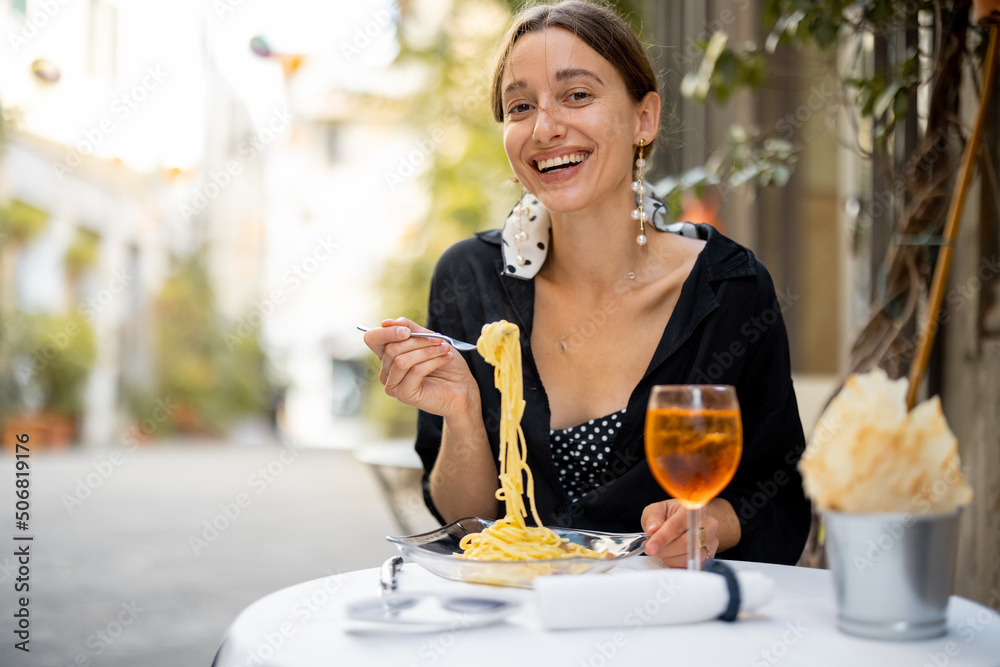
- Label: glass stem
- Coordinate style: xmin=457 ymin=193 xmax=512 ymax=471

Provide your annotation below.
xmin=687 ymin=506 xmax=702 ymax=571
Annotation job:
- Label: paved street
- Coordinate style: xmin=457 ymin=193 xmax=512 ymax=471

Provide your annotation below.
xmin=0 ymin=435 xmax=437 ymax=667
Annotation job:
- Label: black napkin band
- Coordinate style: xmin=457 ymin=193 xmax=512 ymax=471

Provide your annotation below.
xmin=703 ymin=560 xmax=741 ymax=622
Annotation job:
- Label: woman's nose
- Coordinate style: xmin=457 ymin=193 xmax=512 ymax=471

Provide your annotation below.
xmin=531 ymin=105 xmax=566 ymax=143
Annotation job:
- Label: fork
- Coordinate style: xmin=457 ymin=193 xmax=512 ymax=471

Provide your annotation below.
xmin=356 ymin=325 xmax=478 ymax=351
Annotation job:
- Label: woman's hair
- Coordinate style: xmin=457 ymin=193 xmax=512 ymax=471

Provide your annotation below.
xmin=488 ymin=1 xmax=660 ymax=155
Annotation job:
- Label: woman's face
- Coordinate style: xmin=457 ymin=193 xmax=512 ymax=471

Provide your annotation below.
xmin=499 ymin=28 xmax=654 ymax=215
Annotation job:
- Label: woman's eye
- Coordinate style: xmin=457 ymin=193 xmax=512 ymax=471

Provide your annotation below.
xmin=568 ymin=91 xmax=591 ymax=102
xmin=507 ymin=103 xmax=531 ymax=116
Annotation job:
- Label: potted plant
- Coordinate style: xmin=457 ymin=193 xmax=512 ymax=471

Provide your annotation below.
xmin=1 ymin=311 xmax=97 ymax=451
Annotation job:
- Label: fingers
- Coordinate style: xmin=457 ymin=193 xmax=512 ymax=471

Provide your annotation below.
xmin=644 ymin=502 xmax=685 ymax=557
xmin=363 ymin=320 xmax=413 ymax=356
xmin=361 ymin=318 xmax=478 ymax=420
xmin=383 ymin=343 xmax=454 ymax=398
xmin=701 ymin=512 xmax=720 ymax=559
xmin=644 ymin=504 xmax=721 ymax=567
xmin=640 ymin=500 xmax=668 ymax=535
xmin=363 ymin=319 xmax=446 ymax=386
xmin=362 ymin=317 xmax=432 ymax=354
xmin=380 ymin=316 xmax=429 ymax=334
xmin=378 ymin=337 xmax=446 ymax=386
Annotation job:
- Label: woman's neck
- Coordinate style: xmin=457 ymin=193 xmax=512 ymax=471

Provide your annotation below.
xmin=540 ymin=186 xmax=650 ymax=292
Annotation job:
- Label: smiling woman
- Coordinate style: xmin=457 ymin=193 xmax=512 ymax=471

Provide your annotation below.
xmin=496 ymin=26 xmax=657 ymax=221
xmin=362 ymin=0 xmax=812 ymax=569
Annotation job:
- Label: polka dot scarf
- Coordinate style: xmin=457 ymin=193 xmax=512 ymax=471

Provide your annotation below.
xmin=500 ymin=186 xmax=696 ymax=280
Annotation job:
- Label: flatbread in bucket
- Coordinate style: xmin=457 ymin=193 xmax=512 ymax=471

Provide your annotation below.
xmin=799 ymin=369 xmax=972 ymax=513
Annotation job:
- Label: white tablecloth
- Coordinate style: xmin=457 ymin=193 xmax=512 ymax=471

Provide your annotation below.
xmin=213 ymin=558 xmax=1000 ymax=666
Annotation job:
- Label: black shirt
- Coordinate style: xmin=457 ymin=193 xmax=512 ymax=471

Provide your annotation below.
xmin=415 ymin=224 xmax=811 ymax=565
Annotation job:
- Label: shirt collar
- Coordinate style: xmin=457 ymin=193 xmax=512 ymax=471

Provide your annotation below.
xmin=498 ymin=186 xmax=699 ymax=280
xmin=479 ymin=218 xmax=756 ymax=283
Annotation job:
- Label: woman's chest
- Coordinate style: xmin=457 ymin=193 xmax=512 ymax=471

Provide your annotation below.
xmin=530 ymin=287 xmax=678 ymax=429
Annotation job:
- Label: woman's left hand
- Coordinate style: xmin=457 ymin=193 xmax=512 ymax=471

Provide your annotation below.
xmin=641 ymin=497 xmax=740 ymax=567
xmin=640 ymin=500 xmax=719 ymax=567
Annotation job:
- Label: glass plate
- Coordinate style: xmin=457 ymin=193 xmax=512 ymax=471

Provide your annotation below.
xmin=387 ymin=517 xmax=648 ymax=589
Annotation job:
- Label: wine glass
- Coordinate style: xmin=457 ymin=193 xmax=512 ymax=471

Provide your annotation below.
xmin=644 ymin=385 xmax=743 ymax=570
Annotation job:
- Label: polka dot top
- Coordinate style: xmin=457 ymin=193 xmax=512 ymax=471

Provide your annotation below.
xmin=550 ymin=407 xmax=627 ymax=500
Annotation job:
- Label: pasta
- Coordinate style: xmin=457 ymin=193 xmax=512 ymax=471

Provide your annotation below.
xmin=459 ymin=320 xmax=608 ymax=561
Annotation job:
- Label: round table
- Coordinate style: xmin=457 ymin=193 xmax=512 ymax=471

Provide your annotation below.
xmin=213 ymin=558 xmax=1000 ymax=666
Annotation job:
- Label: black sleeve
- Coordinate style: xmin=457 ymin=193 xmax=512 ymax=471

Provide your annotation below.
xmin=414 ymin=260 xmax=450 ymax=525
xmin=415 ymin=411 xmax=446 ymax=525
xmin=716 ymin=262 xmax=811 ymax=565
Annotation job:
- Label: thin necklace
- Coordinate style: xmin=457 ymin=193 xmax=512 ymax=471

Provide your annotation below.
xmin=547 ymin=264 xmax=643 ymax=355
xmin=542 ymin=219 xmax=650 ymax=352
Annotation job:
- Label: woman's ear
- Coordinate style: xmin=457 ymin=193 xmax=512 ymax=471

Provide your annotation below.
xmin=636 ymin=91 xmax=661 ymax=139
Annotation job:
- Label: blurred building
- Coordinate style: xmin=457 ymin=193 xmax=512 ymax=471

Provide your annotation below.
xmin=1 ymin=0 xmax=422 ymax=448
xmin=0 ymin=0 xmax=269 ymax=444
xmin=1 ymin=1 xmax=176 ymax=445
xmin=239 ymin=9 xmax=428 ymax=448
xmin=0 ymin=131 xmax=172 ymax=444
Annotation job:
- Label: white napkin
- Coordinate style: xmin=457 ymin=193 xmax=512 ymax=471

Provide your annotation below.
xmin=533 ymin=568 xmax=774 ymax=629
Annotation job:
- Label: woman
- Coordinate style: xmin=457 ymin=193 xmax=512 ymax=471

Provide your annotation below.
xmin=364 ymin=0 xmax=810 ymax=566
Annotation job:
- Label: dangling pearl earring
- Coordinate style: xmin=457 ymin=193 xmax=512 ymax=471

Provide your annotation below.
xmin=513 ymin=190 xmax=530 ymax=265
xmin=631 ymin=139 xmax=648 ymax=246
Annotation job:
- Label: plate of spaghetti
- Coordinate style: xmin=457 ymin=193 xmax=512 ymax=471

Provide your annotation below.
xmin=388 ymin=517 xmax=647 ymax=589
xmin=387 ymin=320 xmax=646 ymax=588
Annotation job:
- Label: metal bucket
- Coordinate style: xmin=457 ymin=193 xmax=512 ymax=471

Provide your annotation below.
xmin=825 ymin=510 xmax=961 ymax=640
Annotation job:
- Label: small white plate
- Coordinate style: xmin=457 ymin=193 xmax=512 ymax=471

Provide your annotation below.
xmin=344 ymin=594 xmax=520 ymax=634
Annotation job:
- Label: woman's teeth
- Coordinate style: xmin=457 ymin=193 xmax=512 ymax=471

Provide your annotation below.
xmin=537 ymin=152 xmax=587 ymax=173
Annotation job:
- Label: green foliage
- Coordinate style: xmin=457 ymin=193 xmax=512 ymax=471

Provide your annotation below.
xmin=0 ymin=306 xmax=18 ymax=418
xmin=681 ymin=1 xmax=988 ymax=383
xmin=0 ymin=199 xmax=48 ymax=244
xmin=843 ymin=44 xmax=919 ymax=143
xmin=763 ymin=1 xmax=854 ymax=50
xmin=671 ymin=1 xmax=958 ymax=214
xmin=12 ymin=311 xmax=97 ymax=416
xmin=761 ymin=0 xmax=924 ymax=50
xmin=689 ymin=0 xmax=935 ymax=129
xmin=683 ymin=1 xmax=932 ymax=134
xmin=681 ymin=32 xmax=766 ymax=104
xmin=655 ymin=125 xmax=798 ymax=210
xmin=64 ymin=229 xmax=101 ymax=276
xmin=152 ymin=251 xmax=267 ymax=434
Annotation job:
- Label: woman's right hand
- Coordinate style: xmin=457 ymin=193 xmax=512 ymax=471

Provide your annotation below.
xmin=363 ymin=317 xmax=480 ymax=419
